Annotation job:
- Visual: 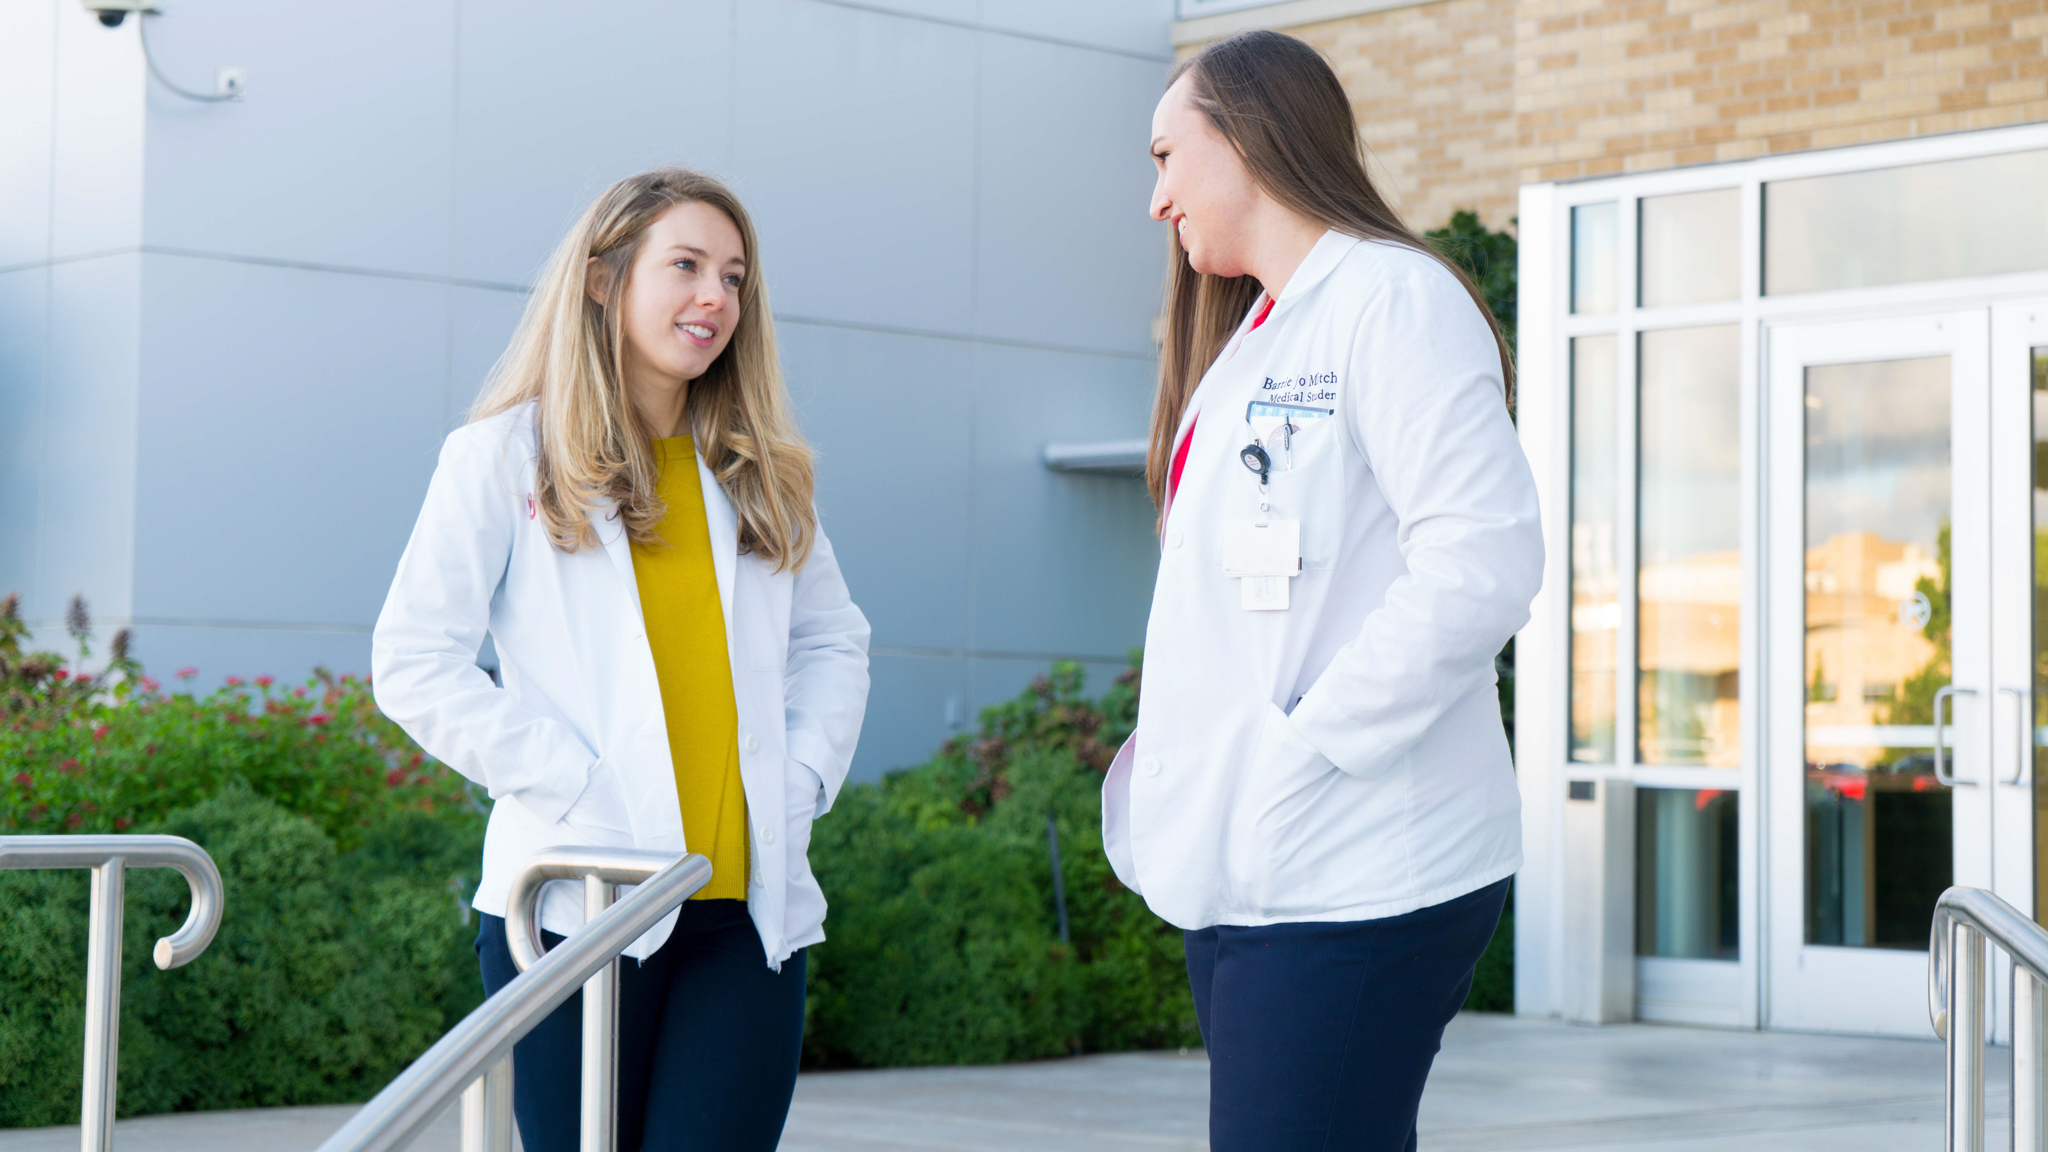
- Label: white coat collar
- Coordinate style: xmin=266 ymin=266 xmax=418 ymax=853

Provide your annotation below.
xmin=1272 ymin=229 xmax=1362 ymax=312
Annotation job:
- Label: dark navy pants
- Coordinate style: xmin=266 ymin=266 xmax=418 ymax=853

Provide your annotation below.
xmin=1185 ymin=878 xmax=1510 ymax=1152
xmin=475 ymin=900 xmax=806 ymax=1152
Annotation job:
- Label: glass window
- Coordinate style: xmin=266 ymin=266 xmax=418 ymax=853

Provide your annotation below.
xmin=1640 ymin=189 xmax=1741 ymax=308
xmin=1638 ymin=325 xmax=1741 ymax=766
xmin=1572 ymin=202 xmax=1619 ymax=315
xmin=1804 ymin=355 xmax=1953 ymax=949
xmin=1571 ymin=335 xmax=1619 ymax=762
xmin=1764 ymin=149 xmax=2048 ymax=295
xmin=1637 ymin=788 xmax=1739 ymax=959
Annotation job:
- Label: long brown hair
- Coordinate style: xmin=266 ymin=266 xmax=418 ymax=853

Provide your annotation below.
xmin=1147 ymin=31 xmax=1514 ymax=507
xmin=473 ymin=167 xmax=817 ymax=571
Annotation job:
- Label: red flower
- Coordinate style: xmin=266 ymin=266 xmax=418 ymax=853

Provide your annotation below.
xmin=386 ymin=768 xmax=406 ymax=787
xmin=92 ymin=724 xmax=108 ymax=742
xmin=12 ymin=773 xmax=29 ymax=788
xmin=309 ymin=713 xmax=331 ymax=726
xmin=254 ymin=675 xmax=274 ymax=688
xmin=225 ymin=676 xmax=245 ymax=688
xmin=409 ymin=753 xmax=423 ymax=767
xmin=53 ymin=670 xmax=69 ymax=681
xmin=114 ymin=816 xmax=132 ymax=830
xmin=176 ymin=667 xmax=198 ymax=680
xmin=65 ymin=813 xmax=82 ymax=829
xmin=59 ymin=759 xmax=80 ymax=774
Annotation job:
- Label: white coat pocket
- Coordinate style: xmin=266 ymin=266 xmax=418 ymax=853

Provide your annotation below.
xmin=558 ymin=758 xmax=634 ymax=845
xmin=1228 ymin=702 xmax=1394 ymax=918
xmin=1260 ymin=418 xmax=1344 ymax=570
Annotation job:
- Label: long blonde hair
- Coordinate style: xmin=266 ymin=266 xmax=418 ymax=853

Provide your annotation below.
xmin=1148 ymin=32 xmax=1513 ymax=507
xmin=472 ymin=167 xmax=817 ymax=571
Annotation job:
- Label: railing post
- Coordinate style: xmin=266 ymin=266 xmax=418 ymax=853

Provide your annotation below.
xmin=459 ymin=1057 xmax=513 ymax=1152
xmin=2019 ymin=967 xmax=2047 ymax=1152
xmin=80 ymin=859 xmax=126 ymax=1152
xmin=0 ymin=835 xmax=222 ymax=1152
xmin=1950 ymin=920 xmax=1986 ymax=1152
xmin=581 ymin=874 xmax=618 ymax=1152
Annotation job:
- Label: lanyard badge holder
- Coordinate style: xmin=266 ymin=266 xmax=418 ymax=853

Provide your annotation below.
xmin=1223 ymin=408 xmax=1302 ymax=611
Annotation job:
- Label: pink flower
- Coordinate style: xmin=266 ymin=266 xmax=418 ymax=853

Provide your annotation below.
xmin=293 ymin=687 xmax=307 ymax=698
xmin=59 ymin=759 xmax=80 ymax=774
xmin=254 ymin=675 xmax=274 ymax=688
xmin=53 ymin=670 xmax=69 ymax=681
xmin=176 ymin=667 xmax=198 ymax=680
xmin=308 ymin=713 xmax=331 ymax=726
xmin=92 ymin=724 xmax=108 ymax=741
xmin=140 ymin=676 xmax=160 ymax=692
xmin=225 ymin=676 xmax=244 ymax=688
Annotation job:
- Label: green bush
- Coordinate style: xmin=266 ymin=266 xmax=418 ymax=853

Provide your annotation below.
xmin=0 ymin=595 xmax=486 ymax=1127
xmin=804 ymin=662 xmax=1199 ymax=1066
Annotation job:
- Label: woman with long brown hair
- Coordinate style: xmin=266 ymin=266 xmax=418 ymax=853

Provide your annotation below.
xmin=1100 ymin=32 xmax=1542 ymax=1151
xmin=372 ymin=168 xmax=870 ymax=1151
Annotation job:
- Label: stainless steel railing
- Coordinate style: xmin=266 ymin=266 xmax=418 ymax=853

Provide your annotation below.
xmin=316 ymin=849 xmax=710 ymax=1152
xmin=0 ymin=835 xmax=224 ymax=1152
xmin=1929 ymin=886 xmax=2048 ymax=1152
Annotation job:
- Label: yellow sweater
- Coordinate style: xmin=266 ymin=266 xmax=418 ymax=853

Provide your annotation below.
xmin=630 ymin=436 xmax=748 ymax=902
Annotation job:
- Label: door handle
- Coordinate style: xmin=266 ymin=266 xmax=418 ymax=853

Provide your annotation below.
xmin=2001 ymin=687 xmax=2030 ymax=785
xmin=1934 ymin=685 xmax=1978 ymax=787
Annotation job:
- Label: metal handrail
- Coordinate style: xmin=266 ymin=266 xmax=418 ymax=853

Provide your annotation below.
xmin=314 ymin=850 xmax=710 ymax=1152
xmin=0 ymin=835 xmax=224 ymax=1152
xmin=1929 ymin=886 xmax=2048 ymax=1151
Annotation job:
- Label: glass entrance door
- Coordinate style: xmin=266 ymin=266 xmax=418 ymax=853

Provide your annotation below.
xmin=1992 ymin=303 xmax=2048 ymax=941
xmin=1765 ymin=310 xmax=1992 ymax=1036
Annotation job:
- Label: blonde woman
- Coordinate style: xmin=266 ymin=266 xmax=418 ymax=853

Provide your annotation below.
xmin=372 ymin=168 xmax=870 ymax=1152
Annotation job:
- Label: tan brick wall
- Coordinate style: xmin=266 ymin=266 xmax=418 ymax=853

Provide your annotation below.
xmin=1515 ymin=0 xmax=2048 ymax=183
xmin=1189 ymin=0 xmax=2048 ymax=214
xmin=1187 ymin=0 xmax=1522 ymax=233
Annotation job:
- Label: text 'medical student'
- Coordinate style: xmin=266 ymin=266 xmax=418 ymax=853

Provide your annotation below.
xmin=1105 ymin=31 xmax=1543 ymax=1152
xmin=372 ymin=168 xmax=870 ymax=1152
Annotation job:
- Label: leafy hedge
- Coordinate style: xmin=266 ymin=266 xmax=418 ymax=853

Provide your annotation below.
xmin=0 ymin=595 xmax=486 ymax=1127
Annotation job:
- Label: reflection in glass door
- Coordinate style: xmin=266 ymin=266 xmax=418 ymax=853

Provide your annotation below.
xmin=1768 ymin=310 xmax=1988 ymax=1038
xmin=2033 ymin=344 xmax=2048 ymax=922
xmin=1803 ymin=357 xmax=1954 ymax=948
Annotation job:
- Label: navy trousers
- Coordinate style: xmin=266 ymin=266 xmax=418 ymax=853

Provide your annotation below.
xmin=475 ymin=900 xmax=805 ymax=1152
xmin=1185 ymin=877 xmax=1510 ymax=1152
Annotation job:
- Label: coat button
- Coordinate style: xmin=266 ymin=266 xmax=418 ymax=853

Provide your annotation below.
xmin=760 ymin=825 xmax=776 ymax=845
xmin=1168 ymin=529 xmax=1183 ymax=549
xmin=1141 ymin=756 xmax=1162 ymax=777
xmin=744 ymin=735 xmax=760 ymax=754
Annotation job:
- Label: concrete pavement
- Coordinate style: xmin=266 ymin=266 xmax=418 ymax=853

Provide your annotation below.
xmin=0 ymin=1012 xmax=1990 ymax=1151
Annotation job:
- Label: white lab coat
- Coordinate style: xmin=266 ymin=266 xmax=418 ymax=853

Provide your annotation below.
xmin=1104 ymin=231 xmax=1542 ymax=930
xmin=372 ymin=402 xmax=871 ymax=967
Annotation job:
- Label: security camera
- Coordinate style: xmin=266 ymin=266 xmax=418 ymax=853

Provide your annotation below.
xmin=81 ymin=1 xmax=160 ymax=28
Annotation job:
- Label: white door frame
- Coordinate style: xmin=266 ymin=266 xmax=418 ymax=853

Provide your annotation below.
xmin=1762 ymin=309 xmax=1991 ymax=1037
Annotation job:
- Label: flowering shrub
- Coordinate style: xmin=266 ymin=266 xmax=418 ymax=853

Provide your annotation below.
xmin=0 ymin=594 xmax=472 ymax=846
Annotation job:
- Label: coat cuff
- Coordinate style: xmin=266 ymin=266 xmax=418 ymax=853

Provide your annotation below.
xmin=785 ymin=733 xmax=843 ymax=815
xmin=1286 ymin=694 xmax=1403 ymax=781
xmin=513 ymin=753 xmax=598 ymax=826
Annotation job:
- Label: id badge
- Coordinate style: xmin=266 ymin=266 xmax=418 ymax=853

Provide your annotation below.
xmin=1240 ymin=575 xmax=1290 ymax=611
xmin=1221 ymin=519 xmax=1301 ymax=577
xmin=1222 ymin=519 xmax=1300 ymax=612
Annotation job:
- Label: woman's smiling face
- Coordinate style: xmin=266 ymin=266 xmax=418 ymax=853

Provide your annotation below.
xmin=1149 ymin=74 xmax=1264 ymax=280
xmin=609 ymin=200 xmax=747 ymax=386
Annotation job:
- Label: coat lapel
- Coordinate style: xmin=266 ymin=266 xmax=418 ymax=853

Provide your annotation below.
xmin=592 ymin=498 xmax=643 ymax=614
xmin=694 ymin=449 xmax=740 ymax=658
